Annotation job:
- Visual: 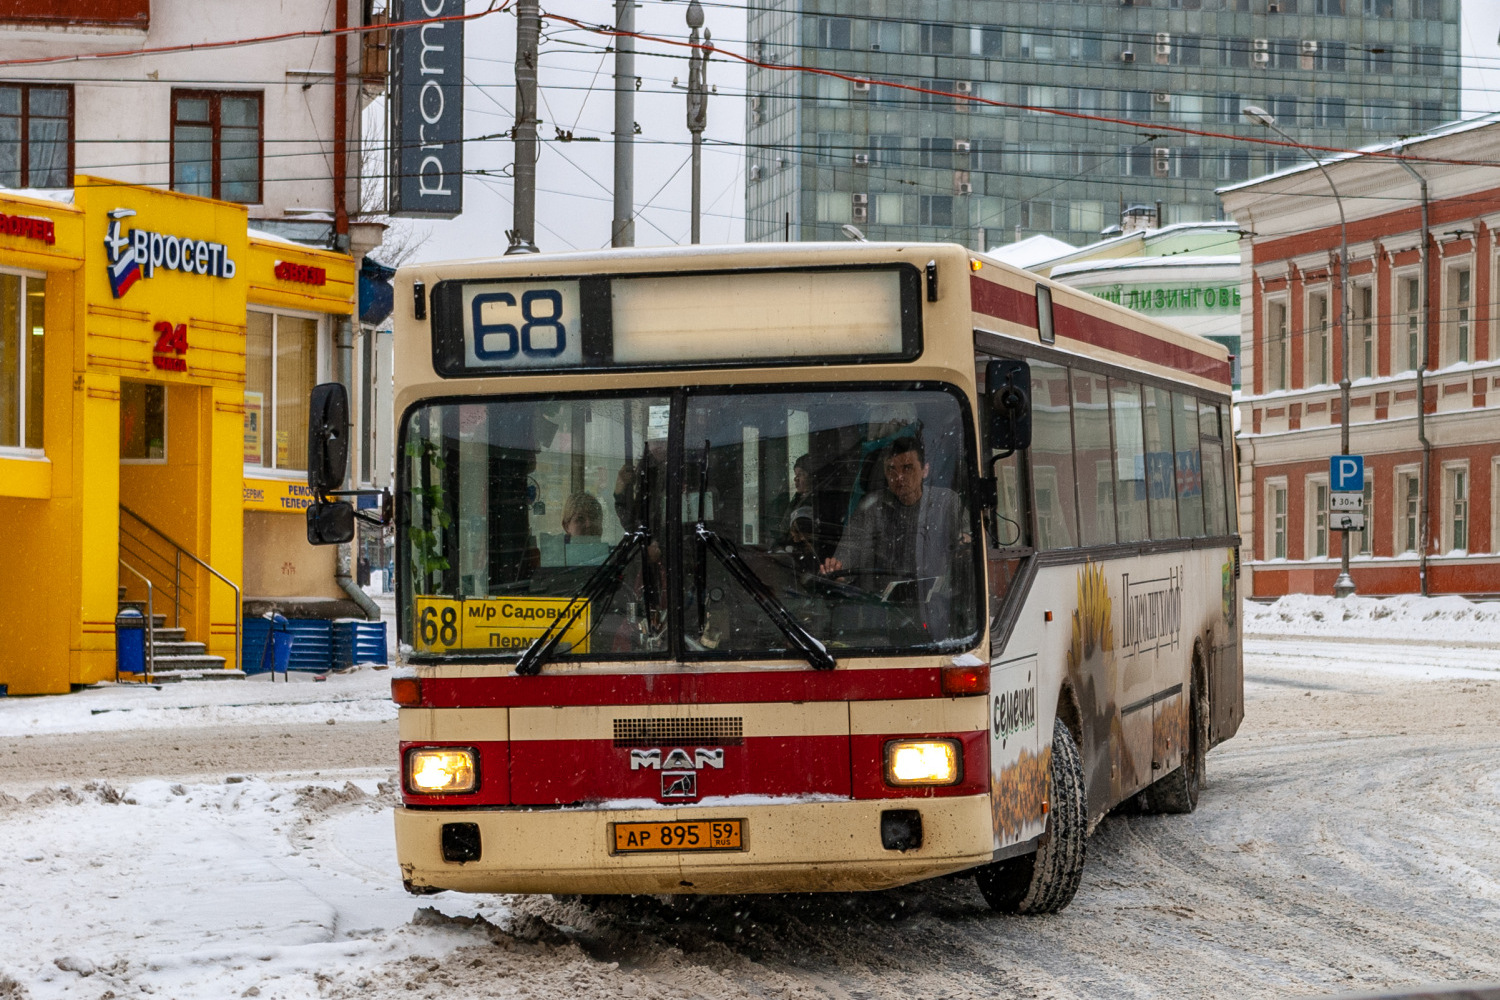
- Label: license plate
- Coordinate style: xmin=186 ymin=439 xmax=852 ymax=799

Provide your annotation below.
xmin=612 ymin=819 xmax=743 ymax=854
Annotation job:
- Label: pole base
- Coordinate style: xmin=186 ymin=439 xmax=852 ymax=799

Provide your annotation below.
xmin=1332 ymin=572 xmax=1356 ymax=598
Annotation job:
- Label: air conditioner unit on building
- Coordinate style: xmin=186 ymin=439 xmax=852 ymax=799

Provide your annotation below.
xmin=955 ymin=139 xmax=971 ymax=152
xmin=853 ymin=79 xmax=871 ymax=92
xmin=1153 ymin=91 xmax=1172 ymax=105
xmin=1267 ymin=1 xmax=1281 ymax=12
xmin=1253 ymin=38 xmax=1270 ymax=51
xmin=1153 ymin=147 xmax=1171 ymax=177
xmin=751 ymin=111 xmax=763 ymax=124
xmin=749 ymin=165 xmax=762 ymax=181
xmin=1301 ymin=39 xmax=1318 ymax=54
xmin=852 ymin=193 xmax=869 ymax=206
xmin=955 ymin=80 xmax=973 ymax=94
xmin=1121 ymin=49 xmax=1136 ymax=63
xmin=854 ymin=153 xmax=870 ymax=165
xmin=1155 ymin=32 xmax=1171 ymax=45
xmin=957 ymin=182 xmax=973 ymax=195
xmin=852 ymin=205 xmax=868 ymax=223
xmin=1252 ymin=50 xmax=1270 ymax=65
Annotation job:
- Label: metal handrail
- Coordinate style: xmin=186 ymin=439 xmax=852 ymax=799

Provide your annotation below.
xmin=119 ymin=526 xmax=196 ymax=626
xmin=117 ymin=559 xmax=155 ymax=681
xmin=119 ymin=504 xmax=242 ymax=673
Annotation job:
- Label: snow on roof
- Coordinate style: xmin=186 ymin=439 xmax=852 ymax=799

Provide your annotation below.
xmin=1049 ymin=254 xmax=1242 ymax=279
xmin=1216 ymin=110 xmax=1500 ymax=196
xmin=0 ymin=186 xmax=74 ymax=204
xmin=985 ymin=234 xmax=1076 ymax=269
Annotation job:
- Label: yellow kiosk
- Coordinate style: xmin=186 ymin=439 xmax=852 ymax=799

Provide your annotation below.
xmin=0 ymin=178 xmax=357 ymax=695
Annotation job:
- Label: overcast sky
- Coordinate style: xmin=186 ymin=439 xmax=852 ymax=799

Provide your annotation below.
xmin=395 ymin=0 xmax=1500 ymax=264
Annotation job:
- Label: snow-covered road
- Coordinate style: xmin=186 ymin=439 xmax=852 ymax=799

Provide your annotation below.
xmin=2 ymin=598 xmax=1498 ymax=1000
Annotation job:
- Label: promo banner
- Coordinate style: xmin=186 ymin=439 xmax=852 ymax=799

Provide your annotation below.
xmin=390 ymin=0 xmax=464 ymax=218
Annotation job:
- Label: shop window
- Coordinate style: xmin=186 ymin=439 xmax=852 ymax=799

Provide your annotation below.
xmin=245 ymin=311 xmax=319 ymax=473
xmin=1444 ymin=464 xmax=1468 ymax=552
xmin=1267 ymin=480 xmax=1288 ymax=560
xmin=1307 ymin=477 xmax=1329 ymax=558
xmin=0 ymin=272 xmax=45 ymax=451
xmin=119 ymin=381 xmax=165 ymax=461
xmin=171 ymin=90 xmax=263 ymax=204
xmin=0 ymin=84 xmax=72 ymax=189
xmin=1397 ymin=468 xmax=1420 ymax=553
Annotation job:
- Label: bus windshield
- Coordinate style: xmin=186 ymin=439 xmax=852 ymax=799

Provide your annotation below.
xmin=400 ymin=386 xmax=982 ymax=661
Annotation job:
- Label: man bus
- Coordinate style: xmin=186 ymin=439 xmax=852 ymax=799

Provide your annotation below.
xmin=306 ymin=242 xmax=1242 ymax=914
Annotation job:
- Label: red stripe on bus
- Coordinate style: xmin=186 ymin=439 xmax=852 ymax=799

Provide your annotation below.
xmin=417 ymin=667 xmax=947 ymax=708
xmin=1052 ymin=304 xmax=1232 ymax=385
xmin=971 ymin=274 xmax=1231 ymax=386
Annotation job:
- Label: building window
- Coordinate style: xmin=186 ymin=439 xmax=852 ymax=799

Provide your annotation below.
xmin=1068 ymin=31 xmax=1103 ymax=61
xmin=973 ymin=26 xmax=1003 ymax=57
xmin=1354 ymin=478 xmax=1374 ymax=556
xmin=1315 ymin=0 xmax=1346 ymax=11
xmin=1350 ymin=284 xmax=1374 ymax=379
xmin=1219 ymin=39 xmax=1250 ymax=69
xmin=972 ymin=139 xmax=1002 ymax=173
xmin=1315 ymin=41 xmax=1347 ymax=72
xmin=815 ymin=192 xmax=851 ymax=224
xmin=1266 ymin=298 xmax=1289 ymax=391
xmin=1019 ymin=32 xmax=1055 ymax=59
xmin=171 ymin=90 xmax=263 ymax=204
xmin=919 ymin=138 xmax=954 ymax=169
xmin=1307 ymin=290 xmax=1330 ymax=385
xmin=872 ymin=192 xmax=903 ymax=226
xmin=1308 ymin=478 xmax=1329 ymax=558
xmin=1397 ymin=468 xmax=1421 ymax=553
xmin=1364 ymin=100 xmax=1397 ymax=131
xmin=0 ymin=272 xmax=45 ymax=451
xmin=919 ymin=23 xmax=954 ymax=55
xmin=1313 ymin=97 xmax=1346 ymax=127
xmin=918 ymin=79 xmax=956 ymax=107
xmin=119 ymin=381 xmax=166 ymax=462
xmin=1398 ymin=274 xmax=1421 ymax=371
xmin=870 ymin=20 xmax=902 ymax=53
xmin=1219 ymin=149 xmax=1252 ymax=180
xmin=816 ymin=17 xmax=851 ymax=50
xmin=1445 ymin=464 xmax=1469 ymax=552
xmin=0 ymin=84 xmax=72 ymax=189
xmin=868 ymin=134 xmax=903 ymax=167
xmin=1445 ymin=264 xmax=1471 ymax=365
xmin=815 ymin=76 xmax=848 ymax=105
xmin=918 ymin=195 xmax=953 ymax=227
xmin=245 ymin=311 xmax=321 ymax=472
xmin=1414 ymin=46 xmax=1444 ymax=74
xmin=1363 ymin=0 xmax=1393 ymax=15
xmin=1363 ymin=46 xmax=1394 ymax=74
xmin=1267 ymin=481 xmax=1288 ymax=559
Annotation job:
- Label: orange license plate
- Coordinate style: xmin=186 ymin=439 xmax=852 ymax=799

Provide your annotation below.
xmin=612 ymin=819 xmax=743 ymax=853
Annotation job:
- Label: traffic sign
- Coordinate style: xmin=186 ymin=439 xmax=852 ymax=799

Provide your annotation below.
xmin=1331 ymin=510 xmax=1365 ymax=532
xmin=1330 ymin=455 xmax=1364 ymax=492
xmin=1329 ymin=492 xmax=1364 ymax=511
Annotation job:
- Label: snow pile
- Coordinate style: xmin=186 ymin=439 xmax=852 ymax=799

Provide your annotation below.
xmin=1244 ymin=593 xmax=1500 ymax=644
xmin=0 ymin=667 xmax=397 ymax=738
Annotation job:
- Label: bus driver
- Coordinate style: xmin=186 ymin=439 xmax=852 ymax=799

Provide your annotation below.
xmin=819 ymin=436 xmax=967 ymax=638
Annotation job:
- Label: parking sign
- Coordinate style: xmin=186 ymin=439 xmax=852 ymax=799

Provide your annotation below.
xmin=1330 ymin=455 xmax=1364 ymax=493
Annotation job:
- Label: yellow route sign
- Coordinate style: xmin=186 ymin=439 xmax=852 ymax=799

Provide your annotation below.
xmin=413 ymin=596 xmax=591 ymax=655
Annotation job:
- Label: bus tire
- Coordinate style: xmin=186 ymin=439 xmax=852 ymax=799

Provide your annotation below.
xmin=974 ymin=720 xmax=1087 ymax=915
xmin=1139 ymin=682 xmax=1205 ymax=815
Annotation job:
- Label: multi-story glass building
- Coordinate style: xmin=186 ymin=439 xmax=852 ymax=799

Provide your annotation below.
xmin=744 ymin=0 xmax=1462 ymax=247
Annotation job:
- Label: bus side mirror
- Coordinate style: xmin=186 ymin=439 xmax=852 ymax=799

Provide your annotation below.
xmin=308 ymin=382 xmax=350 ymax=495
xmin=307 ymin=500 xmax=355 ymax=545
xmin=986 ymin=358 xmax=1032 ymax=453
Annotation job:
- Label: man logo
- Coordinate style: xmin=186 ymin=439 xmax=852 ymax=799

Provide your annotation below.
xmin=628 ymin=748 xmax=725 ymax=770
xmin=661 ymin=771 xmax=697 ymax=799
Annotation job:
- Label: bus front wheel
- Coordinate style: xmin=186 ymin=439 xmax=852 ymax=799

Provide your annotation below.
xmin=974 ymin=720 xmax=1087 ymax=915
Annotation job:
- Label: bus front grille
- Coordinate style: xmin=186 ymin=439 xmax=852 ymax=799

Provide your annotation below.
xmin=613 ymin=717 xmax=744 ymax=747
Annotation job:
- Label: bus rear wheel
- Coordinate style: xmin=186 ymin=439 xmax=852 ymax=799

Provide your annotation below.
xmin=1137 ymin=683 xmax=1206 ymax=814
xmin=974 ymin=720 xmax=1087 ymax=915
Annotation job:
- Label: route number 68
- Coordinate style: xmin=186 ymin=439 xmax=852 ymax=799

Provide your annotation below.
xmin=471 ymin=288 xmax=566 ymax=361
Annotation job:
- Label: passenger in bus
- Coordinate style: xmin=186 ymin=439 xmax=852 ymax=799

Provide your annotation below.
xmin=771 ymin=455 xmax=813 ymax=547
xmin=561 ymin=492 xmax=604 ymax=540
xmin=819 ymin=436 xmax=966 ymax=634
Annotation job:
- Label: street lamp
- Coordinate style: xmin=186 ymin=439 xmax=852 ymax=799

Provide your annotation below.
xmin=684 ymin=0 xmax=710 ymax=244
xmin=1242 ymin=105 xmax=1356 ymax=598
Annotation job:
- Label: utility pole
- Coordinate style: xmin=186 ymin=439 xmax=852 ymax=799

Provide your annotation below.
xmin=508 ymin=0 xmax=540 ymax=254
xmin=685 ymin=1 xmax=710 ymax=244
xmin=611 ymin=0 xmax=635 ymax=247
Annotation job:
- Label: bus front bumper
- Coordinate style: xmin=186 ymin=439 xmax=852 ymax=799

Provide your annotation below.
xmin=395 ymin=794 xmax=995 ymax=895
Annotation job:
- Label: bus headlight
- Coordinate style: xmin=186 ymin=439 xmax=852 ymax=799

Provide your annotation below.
xmin=884 ymin=739 xmax=961 ymax=786
xmin=406 ymin=747 xmax=478 ymax=794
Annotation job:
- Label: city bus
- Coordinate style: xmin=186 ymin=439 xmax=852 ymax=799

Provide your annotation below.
xmin=315 ymin=242 xmax=1242 ymax=914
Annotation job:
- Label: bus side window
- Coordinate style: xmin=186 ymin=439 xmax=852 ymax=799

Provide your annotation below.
xmin=1141 ymin=385 xmax=1179 ymax=539
xmin=1109 ymin=378 xmax=1149 ymax=543
xmin=1199 ymin=400 xmax=1229 ymax=537
xmin=1173 ymin=392 xmax=1206 ymax=537
xmin=1071 ymin=370 xmax=1116 ymax=546
xmin=1028 ymin=360 xmax=1078 ymax=551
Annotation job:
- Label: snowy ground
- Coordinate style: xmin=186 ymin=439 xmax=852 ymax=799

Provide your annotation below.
xmin=2 ymin=596 xmax=1498 ymax=1000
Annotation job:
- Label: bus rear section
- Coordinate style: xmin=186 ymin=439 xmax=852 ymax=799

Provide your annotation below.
xmin=393 ymin=665 xmax=998 ymax=896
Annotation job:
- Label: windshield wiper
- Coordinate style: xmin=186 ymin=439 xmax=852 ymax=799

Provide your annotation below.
xmin=517 ymin=455 xmax=658 ymax=677
xmin=694 ymin=522 xmax=836 ymax=671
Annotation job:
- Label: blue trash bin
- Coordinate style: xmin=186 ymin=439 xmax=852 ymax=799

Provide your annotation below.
xmin=268 ymin=614 xmax=293 ymax=676
xmin=116 ymin=608 xmax=146 ymax=677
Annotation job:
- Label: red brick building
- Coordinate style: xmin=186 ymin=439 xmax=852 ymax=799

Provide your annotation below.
xmin=1219 ymin=117 xmax=1500 ymax=598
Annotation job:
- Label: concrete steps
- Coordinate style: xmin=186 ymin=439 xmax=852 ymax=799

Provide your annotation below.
xmin=116 ymin=596 xmax=236 ymax=679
